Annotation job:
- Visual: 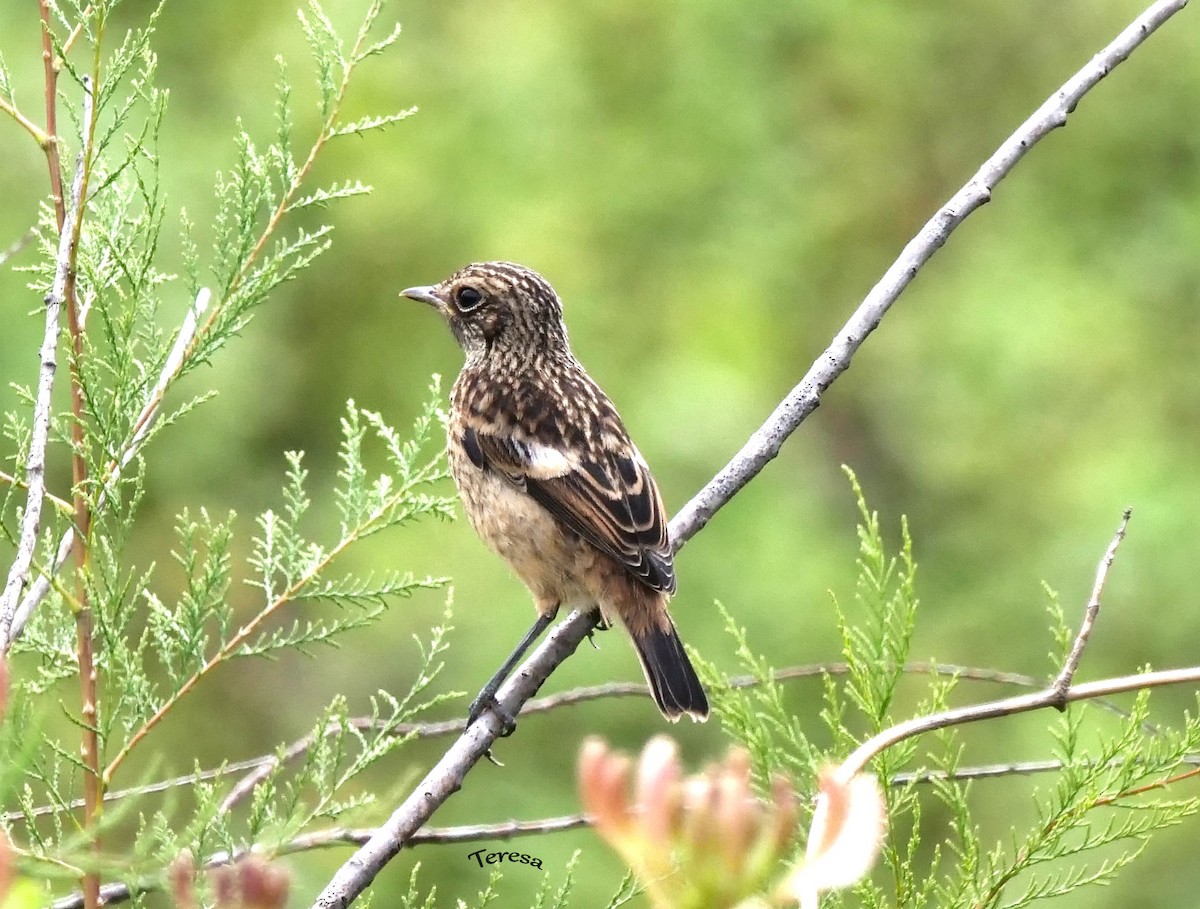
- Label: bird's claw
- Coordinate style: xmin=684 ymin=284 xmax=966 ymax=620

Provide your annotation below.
xmin=468 ymin=692 xmax=517 ymax=738
xmin=586 ymin=615 xmax=612 ymax=650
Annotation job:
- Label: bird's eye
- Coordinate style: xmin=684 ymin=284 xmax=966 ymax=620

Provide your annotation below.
xmin=455 ymin=286 xmax=484 ymax=311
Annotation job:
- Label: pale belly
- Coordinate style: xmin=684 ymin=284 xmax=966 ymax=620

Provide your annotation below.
xmin=450 ymin=447 xmax=593 ymax=614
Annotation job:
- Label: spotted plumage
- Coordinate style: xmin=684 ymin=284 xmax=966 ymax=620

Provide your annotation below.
xmin=402 ymin=261 xmax=708 ymax=722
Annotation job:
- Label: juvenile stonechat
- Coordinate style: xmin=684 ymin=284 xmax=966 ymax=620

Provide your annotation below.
xmin=403 ymin=262 xmax=708 ymax=724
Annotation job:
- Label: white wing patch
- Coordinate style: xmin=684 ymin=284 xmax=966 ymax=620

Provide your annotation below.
xmin=520 ymin=440 xmax=575 ymax=479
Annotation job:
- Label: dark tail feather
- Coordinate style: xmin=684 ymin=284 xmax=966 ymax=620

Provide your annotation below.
xmin=633 ymin=621 xmax=709 ymax=722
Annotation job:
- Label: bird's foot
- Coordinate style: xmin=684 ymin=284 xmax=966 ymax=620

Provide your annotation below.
xmin=586 ymin=614 xmax=612 ymax=650
xmin=468 ymin=691 xmax=517 ymax=737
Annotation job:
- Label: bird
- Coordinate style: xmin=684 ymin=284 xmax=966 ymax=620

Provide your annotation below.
xmin=401 ymin=261 xmax=709 ymax=726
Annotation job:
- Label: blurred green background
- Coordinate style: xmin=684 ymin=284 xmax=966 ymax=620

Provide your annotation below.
xmin=2 ymin=0 xmax=1199 ymax=906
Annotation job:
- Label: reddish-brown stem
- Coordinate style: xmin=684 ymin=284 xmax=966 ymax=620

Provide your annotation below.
xmin=65 ymin=128 xmax=97 ymax=909
xmin=65 ymin=147 xmax=97 ymax=909
xmin=1097 ymin=765 xmax=1200 ymax=805
xmin=103 ymin=488 xmax=402 ymax=785
xmin=148 ymin=39 xmax=362 ymax=405
xmin=42 ymin=3 xmax=104 ymax=904
xmin=974 ymin=762 xmax=1200 ymax=909
xmin=100 ymin=31 xmax=388 ymax=790
xmin=39 ymin=0 xmax=65 ymax=230
xmin=8 ymin=15 xmax=379 ymax=644
xmin=75 ymin=611 xmax=100 ymax=909
xmin=40 ymin=2 xmax=96 ymax=901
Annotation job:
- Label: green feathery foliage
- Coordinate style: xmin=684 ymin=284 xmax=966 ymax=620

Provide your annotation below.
xmin=695 ymin=468 xmax=1200 ymax=909
xmin=5 ymin=1 xmax=1197 ymax=907
xmin=603 ymin=872 xmax=643 ymax=909
xmin=0 ymin=1 xmax=459 ymax=905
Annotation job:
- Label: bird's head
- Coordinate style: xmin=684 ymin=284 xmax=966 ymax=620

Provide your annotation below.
xmin=402 ymin=261 xmax=570 ymax=363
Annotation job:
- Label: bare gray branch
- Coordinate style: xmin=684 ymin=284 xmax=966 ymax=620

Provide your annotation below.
xmin=1052 ymin=507 xmax=1132 ymax=701
xmin=310 ymin=2 xmax=1191 ymax=905
xmin=4 ymin=287 xmax=212 ymax=648
xmin=0 ymin=77 xmax=94 ymax=651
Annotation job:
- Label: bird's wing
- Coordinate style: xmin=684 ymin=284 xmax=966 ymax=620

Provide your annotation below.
xmin=461 ymin=425 xmax=676 ymax=593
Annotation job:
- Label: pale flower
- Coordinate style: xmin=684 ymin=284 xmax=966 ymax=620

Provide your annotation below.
xmin=579 ymin=736 xmax=799 ymax=909
xmin=782 ymin=767 xmax=887 ymax=909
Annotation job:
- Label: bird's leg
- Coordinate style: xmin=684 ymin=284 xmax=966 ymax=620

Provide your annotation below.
xmin=469 ymin=609 xmax=558 ymax=733
xmin=585 ymin=607 xmax=610 ymax=649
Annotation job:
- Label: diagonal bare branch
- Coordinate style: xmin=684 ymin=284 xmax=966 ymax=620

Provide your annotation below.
xmin=1052 ymin=507 xmax=1132 ymax=702
xmin=0 ymin=228 xmax=35 ymax=268
xmin=837 ymin=664 xmax=1200 ymax=783
xmin=0 ymin=659 xmax=1102 ymax=824
xmin=835 ymin=510 xmax=1161 ymax=781
xmin=309 ymin=2 xmax=1192 ymax=906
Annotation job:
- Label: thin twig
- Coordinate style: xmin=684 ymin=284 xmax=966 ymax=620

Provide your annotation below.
xmin=892 ymin=755 xmax=1200 ymax=787
xmin=4 ymin=0 xmax=377 ymax=644
xmin=61 ymin=8 xmax=93 ymax=57
xmin=38 ymin=0 xmax=66 ymax=228
xmin=838 ymin=665 xmax=1200 ymax=781
xmin=522 ymin=661 xmax=1052 ymax=705
xmin=311 ymin=4 xmax=1189 ymax=906
xmin=217 ymin=660 xmax=1054 ymax=815
xmin=295 ymin=814 xmax=591 ymax=848
xmin=0 ymin=659 xmax=1071 ymax=822
xmin=1093 ymin=764 xmax=1200 ymax=806
xmin=217 ymin=725 xmax=355 ymax=816
xmin=64 ymin=68 xmax=102 ymax=909
xmin=1052 ymin=508 xmax=1132 ymax=703
xmin=837 ymin=510 xmax=1142 ymax=779
xmin=0 ymin=470 xmax=74 ymax=516
xmin=0 ymin=80 xmax=91 ymax=653
xmin=50 ymin=815 xmax=591 ymax=909
xmin=7 ymin=289 xmax=211 ymax=645
xmin=0 ymin=95 xmax=51 ymax=146
xmin=0 ymin=229 xmax=36 ymax=268
xmin=5 ymin=755 xmax=278 ymax=823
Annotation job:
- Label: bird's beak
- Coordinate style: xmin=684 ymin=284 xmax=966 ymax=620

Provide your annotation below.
xmin=401 ymin=285 xmax=445 ymax=311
